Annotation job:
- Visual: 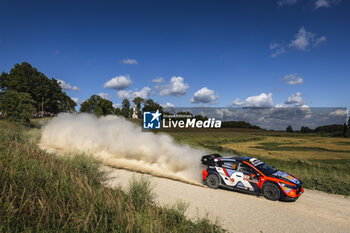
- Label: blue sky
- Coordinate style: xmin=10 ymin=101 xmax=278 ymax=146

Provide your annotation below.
xmin=0 ymin=0 xmax=349 ymax=109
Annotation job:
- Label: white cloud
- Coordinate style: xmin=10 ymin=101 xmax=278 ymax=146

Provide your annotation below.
xmin=104 ymin=75 xmax=132 ymax=90
xmin=329 ymin=109 xmax=348 ymax=116
xmin=277 ymin=92 xmax=308 ymax=107
xmin=152 ymin=77 xmax=165 ymax=83
xmin=98 ymin=92 xmax=111 ymax=99
xmin=162 ymin=102 xmax=175 ymax=108
xmin=314 ymin=0 xmax=341 ymax=9
xmin=289 ymin=27 xmax=314 ymax=50
xmin=285 ymin=92 xmax=306 ymax=106
xmin=277 ymin=0 xmax=298 ymax=6
xmin=282 ymin=74 xmax=304 ymax=85
xmin=191 ymin=87 xmax=219 ymax=104
xmin=71 ymin=97 xmax=79 ymax=104
xmin=117 ymin=86 xmax=152 ymax=100
xmin=57 ymin=79 xmax=80 ymax=91
xmin=289 ymin=27 xmax=326 ymax=51
xmin=113 ymin=103 xmax=121 ymax=108
xmin=121 ymin=58 xmax=138 ymax=65
xmin=117 ymin=90 xmax=133 ymax=99
xmin=313 ymin=36 xmax=327 ymax=47
xmin=314 ymin=0 xmax=330 ymax=8
xmin=215 ymin=108 xmax=236 ymax=118
xmin=231 ymin=93 xmax=274 ymax=107
xmin=156 ymin=76 xmax=189 ymax=96
xmin=270 ymin=42 xmax=286 ymax=58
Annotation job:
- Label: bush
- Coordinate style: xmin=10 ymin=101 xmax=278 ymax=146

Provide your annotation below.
xmin=0 ymin=90 xmax=36 ymax=126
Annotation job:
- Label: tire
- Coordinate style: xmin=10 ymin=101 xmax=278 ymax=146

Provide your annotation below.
xmin=206 ymin=174 xmax=220 ymax=189
xmin=263 ymin=183 xmax=280 ymax=201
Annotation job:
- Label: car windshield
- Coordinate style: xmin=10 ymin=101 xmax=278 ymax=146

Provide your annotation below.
xmin=256 ymin=163 xmax=276 ymax=175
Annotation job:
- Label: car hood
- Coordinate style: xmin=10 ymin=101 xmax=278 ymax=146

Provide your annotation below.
xmin=269 ymin=171 xmax=301 ymax=185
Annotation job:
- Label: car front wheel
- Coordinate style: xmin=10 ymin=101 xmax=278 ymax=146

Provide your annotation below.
xmin=206 ymin=174 xmax=220 ymax=189
xmin=263 ymin=183 xmax=280 ymax=201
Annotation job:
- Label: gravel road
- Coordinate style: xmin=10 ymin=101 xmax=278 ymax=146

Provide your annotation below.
xmin=104 ymin=167 xmax=350 ymax=233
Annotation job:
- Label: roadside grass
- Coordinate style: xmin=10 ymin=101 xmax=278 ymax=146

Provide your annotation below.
xmin=0 ymin=120 xmax=225 ymax=233
xmin=30 ymin=117 xmax=53 ymax=128
xmin=167 ymin=130 xmax=350 ymax=196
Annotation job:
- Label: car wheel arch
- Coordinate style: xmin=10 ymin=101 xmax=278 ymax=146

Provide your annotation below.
xmin=206 ymin=172 xmax=222 ymax=189
xmin=207 ymin=172 xmax=222 ymax=184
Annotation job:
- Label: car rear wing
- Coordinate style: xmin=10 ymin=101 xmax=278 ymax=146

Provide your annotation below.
xmin=201 ymin=154 xmax=221 ymax=166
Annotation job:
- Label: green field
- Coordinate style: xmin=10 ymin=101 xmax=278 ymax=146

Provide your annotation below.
xmin=167 ymin=128 xmax=350 ymax=196
xmin=0 ymin=120 xmax=224 ymax=232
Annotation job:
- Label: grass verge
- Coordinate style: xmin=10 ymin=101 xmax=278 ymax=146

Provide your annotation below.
xmin=0 ymin=120 xmax=224 ymax=232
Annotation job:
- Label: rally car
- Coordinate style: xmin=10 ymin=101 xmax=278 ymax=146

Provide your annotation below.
xmin=201 ymin=154 xmax=303 ymax=201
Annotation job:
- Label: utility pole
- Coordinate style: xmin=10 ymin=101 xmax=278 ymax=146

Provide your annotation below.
xmin=41 ymin=97 xmax=44 ymax=118
xmin=67 ymin=100 xmax=72 ymax=112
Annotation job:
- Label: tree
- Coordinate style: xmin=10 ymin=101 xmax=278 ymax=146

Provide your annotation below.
xmin=80 ymin=95 xmax=114 ymax=116
xmin=176 ymin=111 xmax=193 ymax=117
xmin=58 ymin=92 xmax=77 ymax=112
xmin=347 ymin=117 xmax=350 ymax=137
xmin=0 ymin=62 xmax=76 ymax=113
xmin=0 ymin=90 xmax=36 ymax=126
xmin=315 ymin=124 xmax=344 ymax=135
xmin=132 ymin=97 xmax=144 ymax=118
xmin=343 ymin=123 xmax=348 ymax=137
xmin=300 ymin=126 xmax=311 ymax=134
xmin=121 ymin=99 xmax=131 ymax=118
xmin=221 ymin=121 xmax=261 ymax=129
xmin=195 ymin=115 xmax=209 ymax=121
xmin=114 ymin=107 xmax=122 ymax=116
xmin=286 ymin=125 xmax=293 ymax=133
xmin=142 ymin=99 xmax=163 ymax=112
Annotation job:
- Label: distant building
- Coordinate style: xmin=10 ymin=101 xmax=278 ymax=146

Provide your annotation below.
xmin=132 ymin=105 xmax=138 ymax=119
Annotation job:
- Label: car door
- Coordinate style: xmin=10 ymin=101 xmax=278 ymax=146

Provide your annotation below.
xmin=232 ymin=162 xmax=256 ymax=191
xmin=216 ymin=161 xmax=238 ymax=187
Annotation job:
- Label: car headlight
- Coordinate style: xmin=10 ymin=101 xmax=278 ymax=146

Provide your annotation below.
xmin=279 ymin=182 xmax=296 ymax=189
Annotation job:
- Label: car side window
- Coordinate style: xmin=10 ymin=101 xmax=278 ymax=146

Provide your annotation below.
xmin=218 ymin=161 xmax=238 ymax=171
xmin=231 ymin=162 xmax=237 ymax=170
xmin=237 ymin=163 xmax=254 ymax=174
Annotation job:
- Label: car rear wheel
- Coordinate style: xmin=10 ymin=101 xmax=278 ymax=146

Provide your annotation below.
xmin=263 ymin=183 xmax=280 ymax=201
xmin=206 ymin=174 xmax=220 ymax=189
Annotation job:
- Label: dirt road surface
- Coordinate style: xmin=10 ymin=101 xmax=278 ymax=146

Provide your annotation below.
xmin=104 ymin=167 xmax=350 ymax=233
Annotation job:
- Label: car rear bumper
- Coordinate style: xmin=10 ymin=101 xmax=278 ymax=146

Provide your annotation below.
xmin=202 ymin=169 xmax=208 ymax=180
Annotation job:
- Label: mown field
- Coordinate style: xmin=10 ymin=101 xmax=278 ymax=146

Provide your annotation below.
xmin=168 ymin=128 xmax=350 ymax=196
xmin=0 ymin=120 xmax=224 ymax=233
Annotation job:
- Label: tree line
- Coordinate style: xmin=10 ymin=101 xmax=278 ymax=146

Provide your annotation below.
xmin=286 ymin=120 xmax=350 ymax=137
xmin=79 ymin=96 xmax=164 ymax=118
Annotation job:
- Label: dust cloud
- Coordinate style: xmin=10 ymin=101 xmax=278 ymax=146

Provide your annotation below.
xmin=39 ymin=113 xmax=206 ymax=185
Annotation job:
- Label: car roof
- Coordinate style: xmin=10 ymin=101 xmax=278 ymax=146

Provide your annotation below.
xmin=218 ymin=156 xmax=263 ymax=166
xmin=218 ymin=156 xmax=250 ymax=162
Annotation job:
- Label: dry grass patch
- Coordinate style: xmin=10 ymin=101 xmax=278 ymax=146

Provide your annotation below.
xmin=223 ymin=136 xmax=350 ymax=160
